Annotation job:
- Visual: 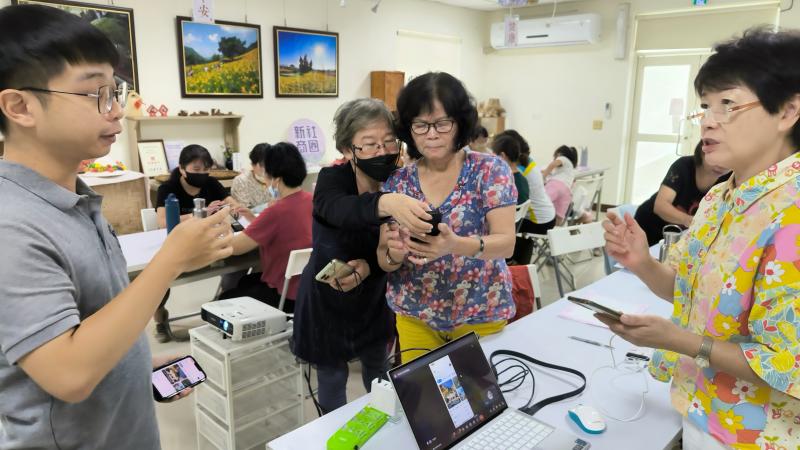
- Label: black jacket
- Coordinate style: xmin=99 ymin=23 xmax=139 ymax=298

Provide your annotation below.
xmin=291 ymin=163 xmax=394 ymax=366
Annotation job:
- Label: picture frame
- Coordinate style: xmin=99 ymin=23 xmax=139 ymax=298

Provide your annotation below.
xmin=137 ymin=140 xmax=169 ymax=177
xmin=273 ymin=26 xmax=339 ymax=98
xmin=176 ymin=16 xmax=263 ymax=98
xmin=12 ymin=0 xmax=140 ymax=93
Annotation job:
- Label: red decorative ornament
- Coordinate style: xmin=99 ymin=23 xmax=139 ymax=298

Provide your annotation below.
xmin=158 ymin=104 xmax=169 ymax=117
xmin=146 ymin=105 xmax=158 ymax=117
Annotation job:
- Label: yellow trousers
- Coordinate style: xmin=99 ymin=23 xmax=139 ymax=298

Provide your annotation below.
xmin=395 ymin=314 xmax=507 ymax=363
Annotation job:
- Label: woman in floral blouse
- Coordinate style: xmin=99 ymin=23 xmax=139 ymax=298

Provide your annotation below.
xmin=601 ymin=29 xmax=800 ymax=450
xmin=378 ymin=72 xmax=517 ymax=363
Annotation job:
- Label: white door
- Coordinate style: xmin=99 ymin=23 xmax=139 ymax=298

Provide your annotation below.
xmin=625 ymin=53 xmax=709 ymax=205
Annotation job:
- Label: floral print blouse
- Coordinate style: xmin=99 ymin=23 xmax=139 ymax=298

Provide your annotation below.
xmin=649 ymin=152 xmax=800 ymax=449
xmin=382 ymin=151 xmax=517 ymax=331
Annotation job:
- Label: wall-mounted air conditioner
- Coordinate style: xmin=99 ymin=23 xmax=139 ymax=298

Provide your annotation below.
xmin=490 ymin=13 xmax=601 ymax=49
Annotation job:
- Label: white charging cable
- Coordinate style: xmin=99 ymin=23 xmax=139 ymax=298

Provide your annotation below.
xmin=590 ymin=334 xmax=649 ymax=422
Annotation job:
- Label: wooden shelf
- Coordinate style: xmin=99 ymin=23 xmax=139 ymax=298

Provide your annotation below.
xmin=125 ymin=115 xmax=242 ymax=172
xmin=127 ymin=115 xmax=242 ymax=122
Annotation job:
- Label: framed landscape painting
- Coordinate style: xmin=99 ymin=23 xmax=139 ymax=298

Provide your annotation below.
xmin=273 ymin=26 xmax=339 ymax=97
xmin=177 ymin=16 xmax=263 ymax=98
xmin=12 ymin=0 xmax=139 ymax=93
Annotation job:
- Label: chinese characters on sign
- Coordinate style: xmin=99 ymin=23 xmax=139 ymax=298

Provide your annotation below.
xmin=287 ymin=119 xmax=325 ymax=165
xmin=193 ymin=0 xmax=214 ymax=24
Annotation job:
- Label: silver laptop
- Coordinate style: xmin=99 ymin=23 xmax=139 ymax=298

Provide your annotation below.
xmin=388 ymin=333 xmax=590 ymax=450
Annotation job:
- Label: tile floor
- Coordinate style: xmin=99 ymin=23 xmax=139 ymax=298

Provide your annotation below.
xmin=152 ymin=253 xmax=610 ymax=449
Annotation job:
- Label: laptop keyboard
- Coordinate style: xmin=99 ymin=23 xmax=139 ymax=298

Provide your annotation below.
xmin=460 ymin=412 xmax=554 ymax=449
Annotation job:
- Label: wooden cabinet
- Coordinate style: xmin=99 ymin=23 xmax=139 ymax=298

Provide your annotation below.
xmin=125 ymin=115 xmax=242 ymax=172
xmin=370 ymin=71 xmax=405 ymax=111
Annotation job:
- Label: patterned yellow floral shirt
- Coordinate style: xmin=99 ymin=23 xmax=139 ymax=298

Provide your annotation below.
xmin=649 ymin=152 xmax=800 ymax=450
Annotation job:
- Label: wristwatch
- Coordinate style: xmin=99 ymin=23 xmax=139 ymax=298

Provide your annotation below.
xmin=472 ymin=236 xmax=485 ymax=259
xmin=694 ymin=336 xmax=713 ymax=369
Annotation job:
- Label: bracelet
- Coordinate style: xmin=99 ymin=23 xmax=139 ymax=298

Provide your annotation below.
xmin=386 ymin=247 xmax=403 ymax=266
xmin=472 ymin=236 xmax=484 ymax=258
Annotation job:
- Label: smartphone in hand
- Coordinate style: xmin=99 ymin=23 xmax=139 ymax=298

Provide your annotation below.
xmin=315 ymin=259 xmax=355 ymax=283
xmin=411 ymin=210 xmax=443 ymax=243
xmin=152 ymin=355 xmax=206 ymax=402
xmin=567 ymin=296 xmax=624 ymax=321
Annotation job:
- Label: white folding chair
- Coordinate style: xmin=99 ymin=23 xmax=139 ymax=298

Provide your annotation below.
xmin=140 ymin=208 xmax=158 ymax=231
xmin=569 ymin=174 xmax=605 ymax=224
xmin=279 ymin=248 xmax=312 ymax=312
xmin=547 ymin=222 xmax=606 ymax=297
xmin=526 ymin=263 xmax=543 ymax=310
xmin=514 ymin=200 xmax=531 ymax=233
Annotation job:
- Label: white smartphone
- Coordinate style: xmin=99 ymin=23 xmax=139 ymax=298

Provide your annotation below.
xmin=315 ymin=259 xmax=355 ymax=283
xmin=567 ymin=296 xmax=623 ymax=320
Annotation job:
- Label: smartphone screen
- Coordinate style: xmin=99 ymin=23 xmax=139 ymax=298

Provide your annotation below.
xmin=152 ymin=356 xmax=206 ymax=401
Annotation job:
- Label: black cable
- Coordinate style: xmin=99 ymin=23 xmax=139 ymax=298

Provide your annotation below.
xmin=782 ymin=0 xmax=794 ymax=12
xmin=304 ymin=363 xmax=323 ymax=417
xmin=491 ymin=357 xmax=535 ymax=412
xmin=490 ymin=349 xmax=586 ymax=416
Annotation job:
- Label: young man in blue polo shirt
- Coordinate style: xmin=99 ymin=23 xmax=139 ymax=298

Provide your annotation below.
xmin=0 ymin=4 xmax=233 ymax=448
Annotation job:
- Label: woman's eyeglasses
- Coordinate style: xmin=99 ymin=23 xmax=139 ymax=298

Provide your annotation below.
xmin=686 ymin=100 xmax=761 ymax=125
xmin=410 ymin=119 xmax=455 ymax=135
xmin=352 ymin=139 xmax=401 ymax=156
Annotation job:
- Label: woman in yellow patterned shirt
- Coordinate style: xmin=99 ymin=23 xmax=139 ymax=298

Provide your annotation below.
xmin=601 ymin=28 xmax=800 ymax=450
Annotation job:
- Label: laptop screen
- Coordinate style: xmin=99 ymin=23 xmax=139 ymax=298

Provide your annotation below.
xmin=389 ymin=333 xmax=507 ymax=450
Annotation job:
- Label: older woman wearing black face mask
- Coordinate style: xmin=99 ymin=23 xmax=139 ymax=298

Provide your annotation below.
xmin=155 ymin=144 xmax=239 ymax=228
xmin=292 ymin=98 xmax=432 ymax=415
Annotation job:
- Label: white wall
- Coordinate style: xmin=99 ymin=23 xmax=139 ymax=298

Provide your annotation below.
xmin=483 ymin=0 xmax=800 ymax=204
xmin=0 ymin=0 xmax=486 ymax=168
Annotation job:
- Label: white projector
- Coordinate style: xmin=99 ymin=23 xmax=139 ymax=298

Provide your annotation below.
xmin=201 ymin=297 xmax=287 ymax=341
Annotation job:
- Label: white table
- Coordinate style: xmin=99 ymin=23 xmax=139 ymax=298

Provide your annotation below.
xmin=119 ymin=229 xmax=260 ymax=286
xmin=268 ymin=269 xmax=682 ymax=450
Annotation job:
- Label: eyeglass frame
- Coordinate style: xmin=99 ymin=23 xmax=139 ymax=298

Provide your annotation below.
xmin=16 ymin=81 xmax=128 ymax=115
xmin=351 ymin=138 xmax=401 ymax=157
xmin=410 ymin=118 xmax=456 ymax=135
xmin=686 ymin=100 xmax=761 ymax=125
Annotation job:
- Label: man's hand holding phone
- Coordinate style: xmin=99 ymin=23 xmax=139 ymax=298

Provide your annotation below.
xmin=152 ymin=355 xmax=206 ymax=403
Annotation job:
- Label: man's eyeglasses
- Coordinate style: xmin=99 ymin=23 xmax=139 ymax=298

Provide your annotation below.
xmin=411 ymin=119 xmax=455 ymax=135
xmin=352 ymin=139 xmax=400 ymax=157
xmin=686 ymin=100 xmax=760 ymax=125
xmin=17 ymin=82 xmax=128 ymax=115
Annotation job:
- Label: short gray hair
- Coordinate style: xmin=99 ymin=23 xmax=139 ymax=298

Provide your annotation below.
xmin=333 ymin=98 xmax=394 ymax=153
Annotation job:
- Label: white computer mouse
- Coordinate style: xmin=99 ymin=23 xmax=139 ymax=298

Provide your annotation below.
xmin=568 ymin=404 xmax=606 ymax=434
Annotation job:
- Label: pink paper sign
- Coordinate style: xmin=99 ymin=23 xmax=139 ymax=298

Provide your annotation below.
xmin=287 ymin=119 xmax=325 ymax=164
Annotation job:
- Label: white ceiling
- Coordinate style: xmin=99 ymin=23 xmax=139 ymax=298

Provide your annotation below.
xmin=425 ymin=0 xmax=581 ymax=11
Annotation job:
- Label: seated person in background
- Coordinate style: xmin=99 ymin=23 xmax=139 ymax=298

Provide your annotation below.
xmin=221 ymin=143 xmax=312 ymax=313
xmin=497 ymin=130 xmax=556 ymax=264
xmin=634 ymin=141 xmax=731 ymax=246
xmin=231 ymin=143 xmax=271 ymax=213
xmin=155 ymin=144 xmax=239 ymax=228
xmin=490 ymin=134 xmax=529 ymax=204
xmin=542 ymin=145 xmax=577 ymax=225
xmin=467 ymin=125 xmax=489 ymax=153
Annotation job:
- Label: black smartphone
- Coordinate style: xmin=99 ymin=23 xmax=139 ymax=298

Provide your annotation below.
xmin=411 ymin=210 xmax=442 ymax=243
xmin=152 ymin=355 xmax=206 ymax=402
xmin=566 ymin=296 xmax=624 ymax=321
xmin=230 ymin=219 xmax=245 ymax=232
